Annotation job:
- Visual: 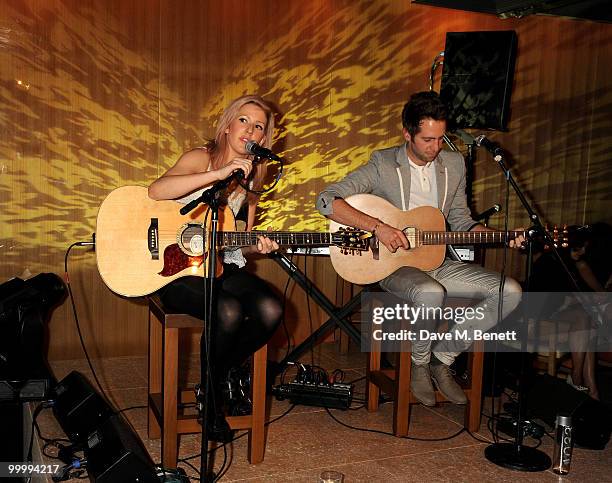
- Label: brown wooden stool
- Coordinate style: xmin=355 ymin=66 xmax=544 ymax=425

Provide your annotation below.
xmin=366 ymin=342 xmax=484 ymax=436
xmin=147 ymin=294 xmax=267 ymax=468
xmin=365 ymin=296 xmax=485 ymax=436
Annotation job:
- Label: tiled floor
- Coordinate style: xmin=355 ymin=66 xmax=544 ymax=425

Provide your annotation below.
xmin=33 ymin=343 xmax=611 ymax=482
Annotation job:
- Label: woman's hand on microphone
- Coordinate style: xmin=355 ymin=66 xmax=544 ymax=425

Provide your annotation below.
xmin=217 ymin=158 xmax=252 ymax=180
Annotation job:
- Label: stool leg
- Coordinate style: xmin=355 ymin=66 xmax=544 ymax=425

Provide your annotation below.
xmin=162 ymin=326 xmax=179 ymax=469
xmin=393 ymin=351 xmax=411 ymax=437
xmin=148 ymin=310 xmax=162 ymax=440
xmin=366 ymin=337 xmax=381 ymax=412
xmin=248 ymin=345 xmax=267 ymax=464
xmin=466 ymin=348 xmax=484 ymax=433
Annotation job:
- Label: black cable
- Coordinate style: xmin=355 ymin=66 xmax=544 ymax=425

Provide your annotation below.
xmin=26 ymin=403 xmax=46 ymax=464
xmin=324 ymin=406 xmax=465 ymax=442
xmin=65 ymin=242 xmax=153 ymax=445
xmin=33 ymin=407 xmax=70 ymax=445
xmin=212 ymin=443 xmax=229 ymax=482
xmin=117 ymin=404 xmax=148 ymax=414
xmin=239 ymin=156 xmax=284 ymax=196
xmin=178 ymin=431 xmax=247 ymax=463
xmin=178 ymin=459 xmax=200 ymax=479
xmin=265 ymin=403 xmax=296 ymax=426
xmin=64 ymin=242 xmax=111 ymax=402
xmin=347 ymin=375 xmax=365 ymax=385
xmin=177 ymin=407 xmax=297 ymax=482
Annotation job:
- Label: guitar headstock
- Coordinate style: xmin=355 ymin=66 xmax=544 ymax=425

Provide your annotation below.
xmin=544 ymin=224 xmax=569 ymax=250
xmin=543 ymin=224 xmax=591 ymax=251
xmin=331 ymin=227 xmax=370 ymax=254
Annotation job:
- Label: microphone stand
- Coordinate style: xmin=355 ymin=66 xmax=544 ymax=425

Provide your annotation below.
xmin=483 ymin=151 xmax=577 ymax=471
xmin=179 ymin=170 xmax=245 ymax=481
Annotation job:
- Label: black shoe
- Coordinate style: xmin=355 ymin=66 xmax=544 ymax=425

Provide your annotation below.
xmin=224 ymin=365 xmax=253 ymax=416
xmin=194 ymin=383 xmax=235 ymax=444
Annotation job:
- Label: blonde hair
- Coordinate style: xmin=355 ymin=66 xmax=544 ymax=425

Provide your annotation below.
xmin=206 ymin=95 xmax=275 ymax=201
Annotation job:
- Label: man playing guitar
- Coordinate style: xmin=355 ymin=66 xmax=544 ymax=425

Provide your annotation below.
xmin=316 ymin=91 xmax=524 ymax=407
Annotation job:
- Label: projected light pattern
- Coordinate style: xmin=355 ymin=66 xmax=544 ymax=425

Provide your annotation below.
xmin=0 ymin=1 xmax=190 ymax=274
xmin=0 ymin=0 xmax=610 ymax=281
xmin=195 ymin=2 xmax=438 ymax=231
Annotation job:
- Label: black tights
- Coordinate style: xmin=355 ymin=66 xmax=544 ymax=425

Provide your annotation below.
xmin=158 ymin=266 xmax=282 ymax=381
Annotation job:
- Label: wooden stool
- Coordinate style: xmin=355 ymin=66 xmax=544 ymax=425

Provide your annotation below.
xmin=366 ymin=317 xmax=484 ymax=436
xmin=147 ymin=294 xmax=267 ymax=468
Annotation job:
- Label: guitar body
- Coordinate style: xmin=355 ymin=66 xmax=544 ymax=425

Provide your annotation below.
xmin=96 ymin=186 xmax=235 ymax=297
xmin=329 ymin=194 xmax=447 ymax=285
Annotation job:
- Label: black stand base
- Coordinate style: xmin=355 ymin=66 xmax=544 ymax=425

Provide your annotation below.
xmin=485 ymin=443 xmax=551 ymax=472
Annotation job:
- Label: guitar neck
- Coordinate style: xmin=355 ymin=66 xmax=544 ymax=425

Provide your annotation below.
xmin=219 ymin=231 xmax=332 ymax=247
xmin=422 ymin=230 xmax=525 ymax=246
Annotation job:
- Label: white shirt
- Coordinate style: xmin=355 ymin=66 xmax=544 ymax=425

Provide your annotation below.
xmin=407 ymin=157 xmax=438 ymax=210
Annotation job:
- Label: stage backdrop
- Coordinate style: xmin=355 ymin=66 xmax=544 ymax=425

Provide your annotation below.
xmin=1 ymin=0 xmax=610 ymax=359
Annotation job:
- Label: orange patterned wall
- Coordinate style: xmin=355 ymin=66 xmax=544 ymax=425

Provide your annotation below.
xmin=1 ymin=0 xmax=610 ymax=359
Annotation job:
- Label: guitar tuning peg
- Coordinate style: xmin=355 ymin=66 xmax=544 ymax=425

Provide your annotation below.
xmin=553 ymin=225 xmax=559 ymax=244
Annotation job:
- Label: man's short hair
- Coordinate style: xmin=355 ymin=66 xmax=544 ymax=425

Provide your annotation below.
xmin=401 ymin=91 xmax=449 ymax=137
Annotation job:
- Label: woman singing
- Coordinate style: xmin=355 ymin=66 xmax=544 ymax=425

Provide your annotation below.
xmin=149 ymin=95 xmax=282 ymax=441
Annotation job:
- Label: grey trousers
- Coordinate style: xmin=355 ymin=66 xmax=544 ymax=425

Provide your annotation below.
xmin=379 ymin=259 xmax=522 ymax=366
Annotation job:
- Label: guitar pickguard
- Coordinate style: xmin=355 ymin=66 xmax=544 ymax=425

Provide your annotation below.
xmin=159 ymin=243 xmax=205 ymax=276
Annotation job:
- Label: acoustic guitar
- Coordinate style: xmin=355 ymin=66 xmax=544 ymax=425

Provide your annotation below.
xmin=95 ymin=186 xmax=368 ymax=297
xmin=328 ymin=193 xmax=529 ymax=284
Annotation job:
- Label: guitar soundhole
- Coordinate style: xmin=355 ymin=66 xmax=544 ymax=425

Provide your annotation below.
xmin=178 ymin=223 xmax=206 ymax=256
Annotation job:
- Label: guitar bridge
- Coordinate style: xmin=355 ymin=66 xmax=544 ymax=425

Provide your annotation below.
xmin=148 ymin=218 xmax=159 ymax=260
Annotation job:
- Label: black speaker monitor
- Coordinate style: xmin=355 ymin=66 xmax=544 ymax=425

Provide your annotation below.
xmin=440 ymin=30 xmax=517 ymax=130
xmin=85 ymin=414 xmax=158 ymax=483
xmin=527 ymin=374 xmax=612 ymax=450
xmin=53 ymin=371 xmax=115 ymax=443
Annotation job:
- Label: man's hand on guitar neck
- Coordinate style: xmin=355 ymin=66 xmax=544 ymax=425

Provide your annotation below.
xmin=328 ymin=198 xmax=410 ymax=254
xmin=471 ymin=224 xmax=526 ymax=249
xmin=508 ymin=229 xmax=526 ymax=248
xmin=374 ymin=222 xmax=410 ymax=253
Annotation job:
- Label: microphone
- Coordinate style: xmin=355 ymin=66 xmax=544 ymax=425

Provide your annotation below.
xmin=474 ymin=135 xmax=504 ymax=159
xmin=474 ymin=204 xmax=502 ymax=221
xmin=179 ymin=167 xmax=245 ymax=215
xmin=245 ymin=141 xmax=281 ymax=161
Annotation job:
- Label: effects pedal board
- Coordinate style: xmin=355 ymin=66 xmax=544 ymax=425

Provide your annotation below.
xmin=272 ymin=380 xmax=353 ymax=409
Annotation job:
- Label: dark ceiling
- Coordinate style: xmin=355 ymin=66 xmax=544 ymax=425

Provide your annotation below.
xmin=412 ymin=1 xmax=612 ymax=23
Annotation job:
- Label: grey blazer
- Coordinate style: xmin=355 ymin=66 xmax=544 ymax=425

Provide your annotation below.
xmin=316 ymin=144 xmax=476 ymax=232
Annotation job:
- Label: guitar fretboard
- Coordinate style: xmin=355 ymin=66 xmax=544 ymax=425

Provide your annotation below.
xmin=422 ymin=230 xmax=525 ymax=245
xmin=219 ymin=231 xmax=332 ymax=247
